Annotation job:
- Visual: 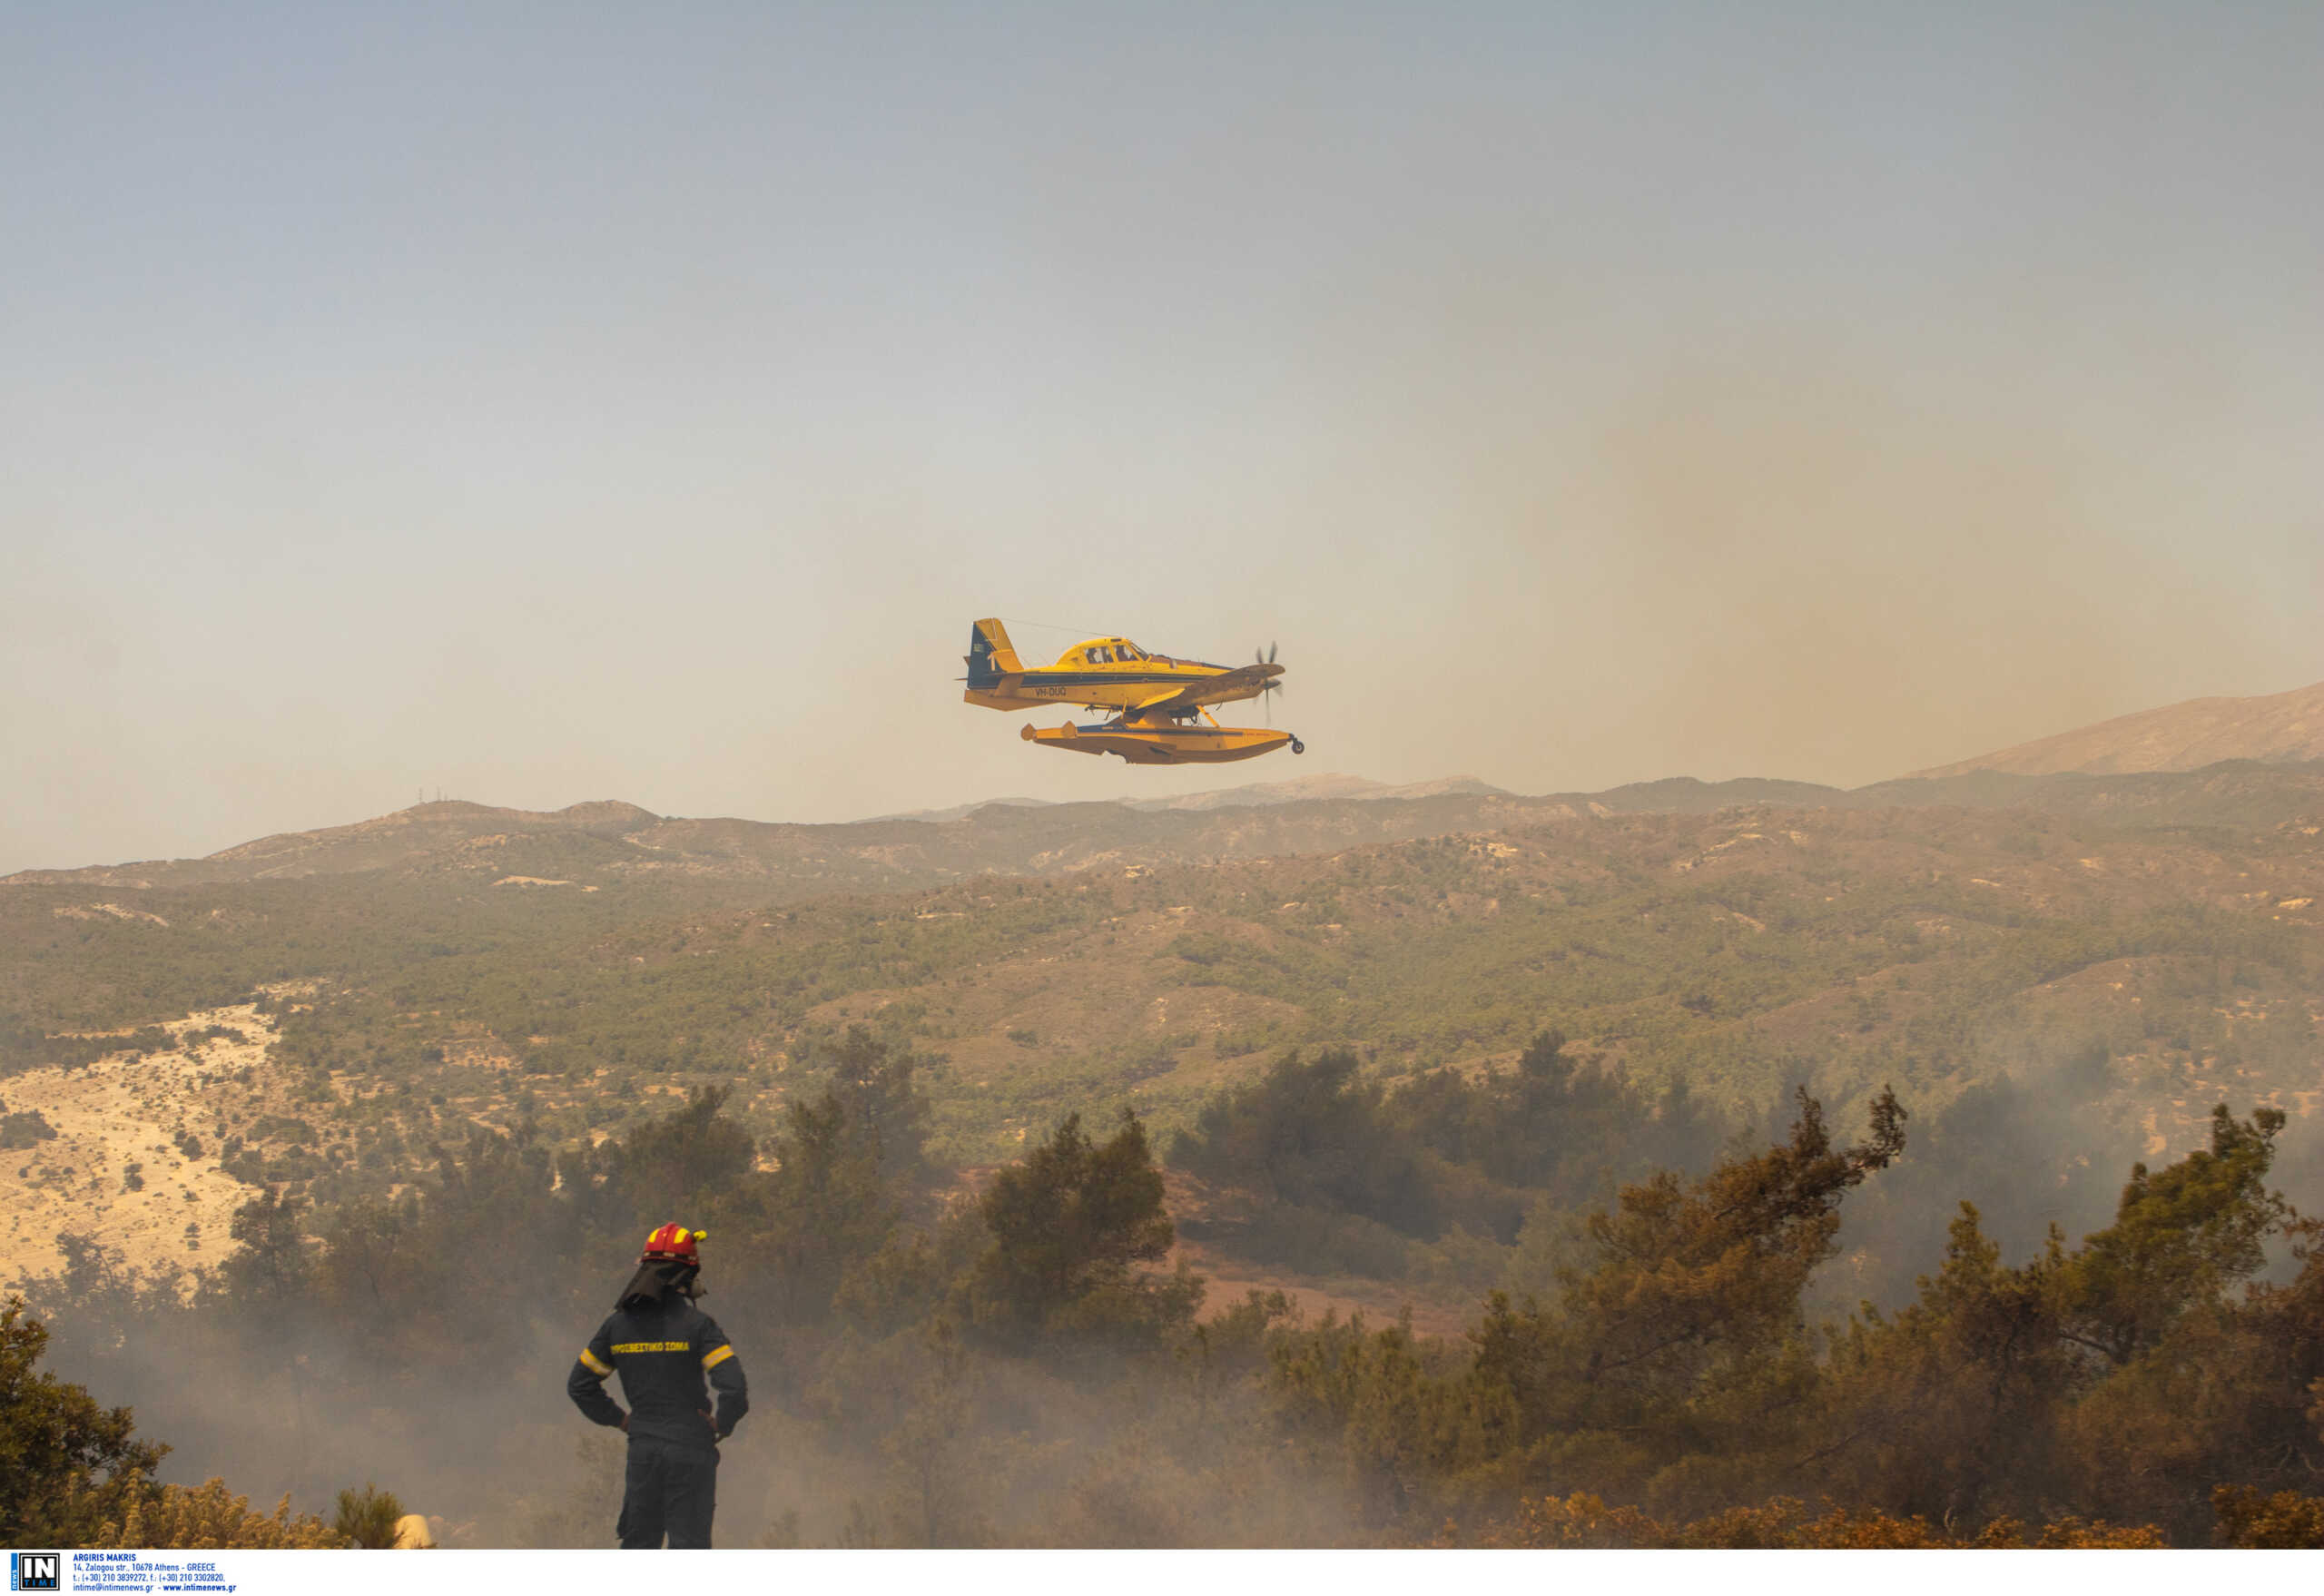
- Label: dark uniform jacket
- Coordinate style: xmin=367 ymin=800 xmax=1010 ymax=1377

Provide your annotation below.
xmin=567 ymin=1296 xmax=748 ymax=1452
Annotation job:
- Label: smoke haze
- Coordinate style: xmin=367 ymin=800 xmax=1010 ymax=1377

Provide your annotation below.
xmin=6 ymin=3 xmax=2322 ymax=874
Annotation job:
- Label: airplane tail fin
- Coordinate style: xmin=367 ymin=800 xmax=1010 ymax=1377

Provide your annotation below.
xmin=966 ymin=618 xmax=1024 ymax=686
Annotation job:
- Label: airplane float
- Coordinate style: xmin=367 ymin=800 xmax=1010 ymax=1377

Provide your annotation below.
xmin=961 ymin=618 xmax=1304 ymax=764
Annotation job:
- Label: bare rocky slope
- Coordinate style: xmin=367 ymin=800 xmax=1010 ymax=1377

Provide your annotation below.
xmin=1909 ymin=680 xmax=2324 ymax=779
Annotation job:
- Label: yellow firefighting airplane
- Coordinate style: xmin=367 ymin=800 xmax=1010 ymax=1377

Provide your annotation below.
xmin=962 ymin=618 xmax=1304 ymax=764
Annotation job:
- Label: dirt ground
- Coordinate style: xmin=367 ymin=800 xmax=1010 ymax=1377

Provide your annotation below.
xmin=1 ymin=1003 xmax=281 ymax=1292
xmin=1174 ymin=1237 xmax=1474 ymax=1339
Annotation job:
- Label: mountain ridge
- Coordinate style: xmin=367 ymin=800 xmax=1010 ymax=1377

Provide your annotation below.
xmin=1907 ymin=680 xmax=2324 ymax=779
xmin=11 ymin=760 xmax=2324 ymax=894
xmin=871 ymin=773 xmax=1509 ymax=822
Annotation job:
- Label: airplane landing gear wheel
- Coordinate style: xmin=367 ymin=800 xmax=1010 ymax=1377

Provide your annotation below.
xmin=1290 ymin=737 xmax=1305 ymax=754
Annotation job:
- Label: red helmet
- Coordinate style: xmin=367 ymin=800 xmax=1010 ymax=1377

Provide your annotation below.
xmin=640 ymin=1223 xmax=705 ymax=1265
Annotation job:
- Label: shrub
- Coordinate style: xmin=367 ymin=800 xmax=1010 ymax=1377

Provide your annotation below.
xmin=333 ymin=1482 xmax=405 ymax=1548
xmin=95 ymin=1480 xmax=345 ymax=1549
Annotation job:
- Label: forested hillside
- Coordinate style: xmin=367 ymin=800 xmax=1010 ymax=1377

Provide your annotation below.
xmin=10 ymin=1044 xmax=2322 ymax=1548
xmin=5 ymin=769 xmax=2323 ymax=1545
xmin=8 ymin=781 xmax=2319 ymax=1187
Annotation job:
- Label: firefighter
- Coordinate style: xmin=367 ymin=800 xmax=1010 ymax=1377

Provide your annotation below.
xmin=567 ymin=1224 xmax=750 ymax=1548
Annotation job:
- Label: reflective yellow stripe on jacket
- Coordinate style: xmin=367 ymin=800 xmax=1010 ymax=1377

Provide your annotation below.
xmin=702 ymin=1345 xmax=734 ymax=1371
xmin=578 ymin=1347 xmax=613 ymax=1376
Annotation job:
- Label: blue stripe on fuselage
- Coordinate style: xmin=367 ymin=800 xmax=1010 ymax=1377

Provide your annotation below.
xmin=1019 ymin=668 xmax=1250 ymax=687
xmin=1023 ymin=674 xmax=1209 ymax=687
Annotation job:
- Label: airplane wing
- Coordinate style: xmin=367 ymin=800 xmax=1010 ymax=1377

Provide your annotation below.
xmin=1130 ymin=664 xmax=1278 ymax=715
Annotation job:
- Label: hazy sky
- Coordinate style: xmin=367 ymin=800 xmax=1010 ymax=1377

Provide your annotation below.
xmin=6 ymin=3 xmax=2321 ymax=872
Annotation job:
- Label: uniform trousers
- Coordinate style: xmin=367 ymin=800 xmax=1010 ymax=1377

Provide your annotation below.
xmin=615 ymin=1434 xmax=718 ymax=1549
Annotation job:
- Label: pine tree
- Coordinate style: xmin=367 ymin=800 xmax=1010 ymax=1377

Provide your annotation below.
xmin=0 ymin=1297 xmax=167 ymax=1544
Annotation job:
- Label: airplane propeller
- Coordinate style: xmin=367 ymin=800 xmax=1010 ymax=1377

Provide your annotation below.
xmin=1256 ymin=642 xmax=1284 ymax=724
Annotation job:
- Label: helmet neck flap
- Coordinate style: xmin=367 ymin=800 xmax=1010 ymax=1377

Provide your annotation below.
xmin=616 ymin=1257 xmax=702 ymax=1311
